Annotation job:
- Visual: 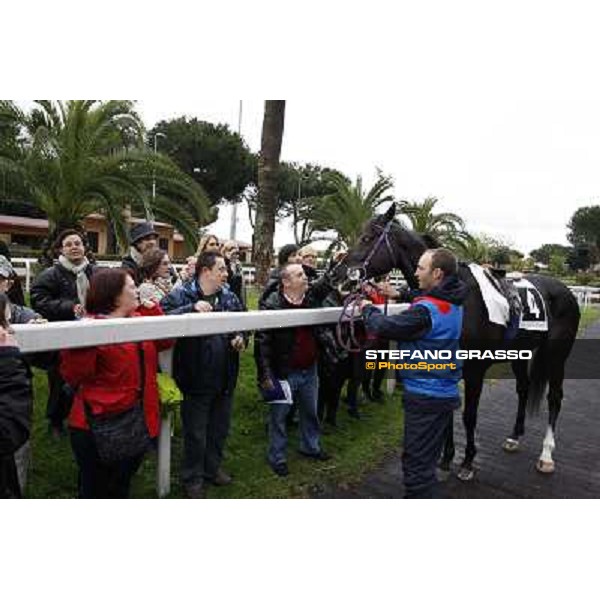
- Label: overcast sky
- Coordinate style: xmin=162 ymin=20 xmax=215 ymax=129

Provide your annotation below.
xmin=137 ymin=84 xmax=600 ymax=255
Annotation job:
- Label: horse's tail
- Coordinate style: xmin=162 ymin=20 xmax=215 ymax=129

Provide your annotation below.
xmin=527 ymin=341 xmax=549 ymax=414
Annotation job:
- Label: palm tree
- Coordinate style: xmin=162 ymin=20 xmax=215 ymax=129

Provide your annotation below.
xmin=254 ymin=100 xmax=286 ymax=286
xmin=309 ymin=171 xmax=394 ymax=250
xmin=449 ymin=233 xmax=492 ymax=263
xmin=398 ymin=197 xmax=467 ymax=246
xmin=0 ymin=100 xmax=210 ymax=259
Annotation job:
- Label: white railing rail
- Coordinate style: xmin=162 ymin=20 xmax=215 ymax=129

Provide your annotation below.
xmin=12 ymin=304 xmax=409 ymax=353
xmin=568 ymin=285 xmax=599 ymax=308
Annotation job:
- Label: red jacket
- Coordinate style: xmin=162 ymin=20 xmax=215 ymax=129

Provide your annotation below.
xmin=367 ymin=289 xmax=387 ymax=305
xmin=60 ymin=305 xmax=173 ymax=438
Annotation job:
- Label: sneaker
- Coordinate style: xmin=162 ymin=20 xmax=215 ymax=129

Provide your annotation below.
xmin=298 ymin=450 xmax=331 ymax=462
xmin=184 ymin=483 xmax=206 ymax=499
xmin=271 ymin=462 xmax=289 ymax=477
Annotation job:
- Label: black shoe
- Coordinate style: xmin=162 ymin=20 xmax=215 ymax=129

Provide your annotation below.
xmin=348 ymin=408 xmax=361 ymax=419
xmin=271 ymin=462 xmax=289 ymax=477
xmin=299 ymin=450 xmax=331 ymax=462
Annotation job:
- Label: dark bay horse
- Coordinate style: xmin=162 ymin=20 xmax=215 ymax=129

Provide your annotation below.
xmin=335 ymin=205 xmax=580 ymax=480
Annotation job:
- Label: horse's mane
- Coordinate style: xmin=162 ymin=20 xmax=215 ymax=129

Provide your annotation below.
xmin=386 ymin=217 xmax=440 ymax=249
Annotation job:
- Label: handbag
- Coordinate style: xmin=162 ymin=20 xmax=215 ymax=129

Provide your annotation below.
xmin=84 ymin=344 xmax=150 ymax=463
xmin=156 ymin=372 xmax=183 ymax=408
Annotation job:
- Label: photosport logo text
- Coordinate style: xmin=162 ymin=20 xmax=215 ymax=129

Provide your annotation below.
xmin=364 ymin=349 xmax=533 ymax=371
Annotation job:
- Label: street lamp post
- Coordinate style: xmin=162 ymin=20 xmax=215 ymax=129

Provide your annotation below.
xmin=152 ymin=132 xmax=167 ymax=210
xmin=230 ymin=100 xmax=243 ymax=241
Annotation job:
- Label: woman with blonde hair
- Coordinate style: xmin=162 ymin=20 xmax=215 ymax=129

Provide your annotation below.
xmin=196 ymin=234 xmax=219 ymax=256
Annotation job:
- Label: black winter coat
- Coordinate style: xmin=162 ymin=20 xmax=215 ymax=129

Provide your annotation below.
xmin=254 ymin=287 xmax=343 ymax=382
xmin=0 ymin=347 xmax=33 ymax=498
xmin=121 ymin=255 xmax=142 ymax=285
xmin=225 ymin=258 xmax=244 ymax=306
xmin=30 ymin=262 xmax=96 ymax=321
xmin=160 ymin=281 xmax=246 ymax=395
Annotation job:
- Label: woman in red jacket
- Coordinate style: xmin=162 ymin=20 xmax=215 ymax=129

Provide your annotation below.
xmin=61 ymin=268 xmax=173 ymax=498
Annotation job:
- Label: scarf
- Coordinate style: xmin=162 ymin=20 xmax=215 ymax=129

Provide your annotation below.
xmin=58 ymin=255 xmax=90 ymax=305
xmin=130 ymin=246 xmax=144 ymax=266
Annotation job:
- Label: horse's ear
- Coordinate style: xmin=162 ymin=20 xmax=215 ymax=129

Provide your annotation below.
xmin=384 ymin=203 xmax=396 ymax=221
xmin=421 ymin=234 xmax=440 ymax=249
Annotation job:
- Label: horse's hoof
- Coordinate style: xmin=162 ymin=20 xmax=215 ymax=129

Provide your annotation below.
xmin=536 ymin=459 xmax=555 ymax=474
xmin=457 ymin=466 xmax=475 ymax=482
xmin=502 ymin=438 xmax=520 ymax=453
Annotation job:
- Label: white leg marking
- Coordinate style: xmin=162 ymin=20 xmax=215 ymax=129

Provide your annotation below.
xmin=537 ymin=425 xmax=556 ymax=473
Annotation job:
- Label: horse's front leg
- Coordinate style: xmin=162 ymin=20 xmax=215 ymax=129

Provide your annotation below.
xmin=458 ymin=364 xmax=486 ymax=481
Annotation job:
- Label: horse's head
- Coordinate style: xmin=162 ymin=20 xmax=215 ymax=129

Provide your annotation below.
xmin=343 ymin=204 xmax=429 ymax=289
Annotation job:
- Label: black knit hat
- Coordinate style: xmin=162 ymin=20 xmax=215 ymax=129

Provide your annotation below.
xmin=130 ymin=222 xmax=159 ymax=246
xmin=277 ymin=244 xmax=299 ymax=266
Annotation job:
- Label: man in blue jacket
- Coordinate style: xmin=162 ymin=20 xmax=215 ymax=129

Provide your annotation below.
xmin=161 ymin=251 xmax=246 ymax=499
xmin=360 ymin=248 xmax=467 ymax=498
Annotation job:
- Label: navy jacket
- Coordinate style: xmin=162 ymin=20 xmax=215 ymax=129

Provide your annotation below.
xmin=160 ymin=281 xmax=245 ymax=395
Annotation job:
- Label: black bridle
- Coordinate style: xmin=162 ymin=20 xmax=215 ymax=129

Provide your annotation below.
xmin=346 ymin=220 xmax=396 ymax=284
xmin=336 ymin=220 xmax=396 ymax=353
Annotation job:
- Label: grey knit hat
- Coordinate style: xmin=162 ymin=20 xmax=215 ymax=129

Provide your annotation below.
xmin=130 ymin=222 xmax=159 ymax=245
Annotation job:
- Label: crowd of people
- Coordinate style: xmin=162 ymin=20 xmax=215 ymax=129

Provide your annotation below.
xmin=0 ymin=222 xmax=464 ymax=499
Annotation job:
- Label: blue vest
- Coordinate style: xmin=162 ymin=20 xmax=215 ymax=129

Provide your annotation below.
xmin=399 ymin=296 xmax=463 ymax=399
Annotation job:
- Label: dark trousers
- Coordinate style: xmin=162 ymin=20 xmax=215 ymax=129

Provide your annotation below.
xmin=345 ymin=353 xmax=365 ymax=412
xmin=0 ymin=455 xmax=21 ymax=498
xmin=47 ymin=358 xmax=73 ymax=428
xmin=180 ymin=390 xmax=233 ymax=487
xmin=402 ymin=394 xmax=458 ymax=499
xmin=317 ymin=359 xmax=347 ymax=425
xmin=70 ymin=429 xmax=144 ymax=499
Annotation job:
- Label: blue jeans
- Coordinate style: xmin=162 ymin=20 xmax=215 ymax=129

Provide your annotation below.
xmin=268 ymin=365 xmax=321 ymax=466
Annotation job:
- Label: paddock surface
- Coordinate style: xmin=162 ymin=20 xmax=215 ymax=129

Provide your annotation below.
xmin=314 ymin=319 xmax=600 ymax=499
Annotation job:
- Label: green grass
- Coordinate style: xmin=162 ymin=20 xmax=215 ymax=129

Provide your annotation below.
xmin=25 ymin=345 xmax=403 ymax=498
xmin=577 ymin=305 xmax=600 ymax=333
